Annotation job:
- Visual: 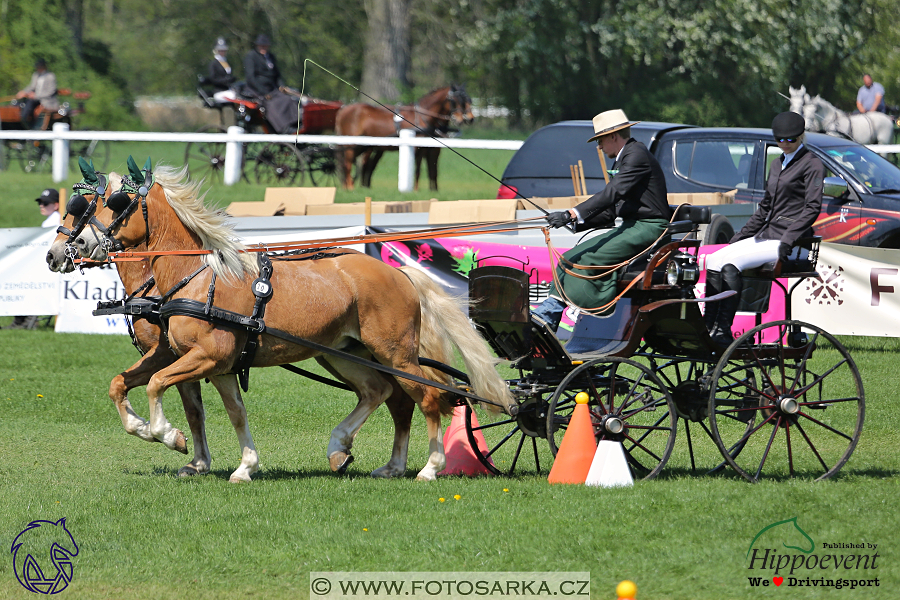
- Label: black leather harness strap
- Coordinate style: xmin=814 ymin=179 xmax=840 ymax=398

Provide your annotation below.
xmin=232 ymin=253 xmax=274 ymax=391
xmin=156 ymin=298 xmax=498 ymax=407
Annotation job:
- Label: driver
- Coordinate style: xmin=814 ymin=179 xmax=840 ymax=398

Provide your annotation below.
xmin=532 ymin=109 xmax=672 ymax=330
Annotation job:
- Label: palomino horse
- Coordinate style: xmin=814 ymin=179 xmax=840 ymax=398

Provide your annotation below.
xmin=801 ymin=94 xmax=894 ymax=146
xmin=47 ymin=164 xmax=464 ymax=481
xmin=68 ymin=163 xmax=516 ymax=481
xmin=335 ymin=85 xmax=474 ymax=191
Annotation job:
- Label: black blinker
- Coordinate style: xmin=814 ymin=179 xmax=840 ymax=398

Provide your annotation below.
xmin=107 ymin=191 xmax=132 ymax=213
xmin=66 ymin=194 xmax=90 ymax=217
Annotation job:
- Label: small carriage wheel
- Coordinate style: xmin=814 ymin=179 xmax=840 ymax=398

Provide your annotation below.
xmin=253 ymin=142 xmax=307 ymax=186
xmin=547 ymin=357 xmax=677 ymax=481
xmin=644 ymin=354 xmax=754 ymax=475
xmin=184 ymin=125 xmax=230 ymax=181
xmin=707 ymin=320 xmax=864 ymax=482
xmin=69 ymin=137 xmax=110 ymax=171
xmin=15 ymin=140 xmax=48 ymax=173
xmin=303 ymin=145 xmax=340 ymax=187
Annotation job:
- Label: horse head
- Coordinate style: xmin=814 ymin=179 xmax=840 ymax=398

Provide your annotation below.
xmin=12 ymin=518 xmax=79 ymax=594
xmin=802 ymin=100 xmax=820 ymax=132
xmin=447 ymin=84 xmax=474 ymax=125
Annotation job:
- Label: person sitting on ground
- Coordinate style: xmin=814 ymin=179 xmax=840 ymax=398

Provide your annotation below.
xmin=856 ymin=74 xmax=887 ymax=114
xmin=208 ymin=38 xmax=238 ymax=102
xmin=532 ymin=109 xmax=672 ymax=330
xmin=16 ymin=59 xmax=59 ymax=130
xmin=703 ymin=111 xmax=824 ymax=346
xmin=243 ymin=34 xmax=283 ymax=98
xmin=4 ymin=188 xmax=61 ymax=330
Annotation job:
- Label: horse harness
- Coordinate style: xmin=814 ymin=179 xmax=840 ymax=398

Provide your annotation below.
xmin=392 ymin=88 xmax=468 ymax=136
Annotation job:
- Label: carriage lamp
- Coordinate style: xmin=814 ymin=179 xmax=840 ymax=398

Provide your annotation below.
xmin=665 ymin=253 xmax=699 ymax=286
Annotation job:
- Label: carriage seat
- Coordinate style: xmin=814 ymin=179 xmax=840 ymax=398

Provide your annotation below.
xmin=737 ymin=236 xmax=821 ymax=314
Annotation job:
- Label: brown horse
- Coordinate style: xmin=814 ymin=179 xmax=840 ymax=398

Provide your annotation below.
xmin=334 ymin=85 xmax=474 ymax=191
xmin=68 ymin=164 xmax=516 ymax=481
xmin=46 ymin=171 xmax=439 ymax=481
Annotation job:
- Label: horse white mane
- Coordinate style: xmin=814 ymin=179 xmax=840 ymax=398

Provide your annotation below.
xmin=153 ymin=165 xmax=258 ymax=282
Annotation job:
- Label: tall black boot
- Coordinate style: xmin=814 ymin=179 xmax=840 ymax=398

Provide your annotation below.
xmin=704 ymin=270 xmax=722 ymax=334
xmin=711 ymin=264 xmax=743 ymax=346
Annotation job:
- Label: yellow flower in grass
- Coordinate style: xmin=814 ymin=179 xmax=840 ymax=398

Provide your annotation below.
xmin=363 ymin=528 xmax=368 ymax=532
xmin=503 ymin=488 xmax=509 ymax=492
xmin=454 ymin=494 xmax=461 ymax=500
xmin=439 ymin=497 xmax=446 ymax=502
xmin=37 ymin=394 xmax=44 ymax=398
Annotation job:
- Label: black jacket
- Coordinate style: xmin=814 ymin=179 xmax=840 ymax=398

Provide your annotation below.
xmin=207 ymin=58 xmax=236 ymax=92
xmin=574 ymin=138 xmax=672 ymax=230
xmin=243 ymin=50 xmax=283 ymax=97
xmin=732 ymin=145 xmax=824 ymax=247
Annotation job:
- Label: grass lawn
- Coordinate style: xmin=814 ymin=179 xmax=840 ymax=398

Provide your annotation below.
xmin=1 ymin=136 xmax=898 ymax=599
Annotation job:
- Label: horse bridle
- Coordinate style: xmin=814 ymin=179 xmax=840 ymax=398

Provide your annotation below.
xmin=62 ymin=171 xmax=154 ymax=258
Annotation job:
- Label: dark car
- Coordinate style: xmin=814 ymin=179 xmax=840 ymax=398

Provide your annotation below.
xmin=499 ymin=121 xmax=900 ymax=248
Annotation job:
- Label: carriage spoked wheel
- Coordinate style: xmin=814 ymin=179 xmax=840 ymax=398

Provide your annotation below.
xmin=547 ymin=358 xmax=677 ymax=481
xmin=302 ymin=145 xmax=340 ymax=187
xmin=645 ymin=355 xmax=754 ymax=475
xmin=463 ymin=387 xmax=554 ymax=476
xmin=253 ymin=142 xmax=307 ymax=186
xmin=184 ymin=125 xmax=230 ymax=181
xmin=707 ymin=320 xmax=864 ymax=482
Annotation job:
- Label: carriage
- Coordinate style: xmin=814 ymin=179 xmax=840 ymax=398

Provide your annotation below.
xmin=50 ymin=159 xmax=864 ymax=483
xmin=1 ymin=90 xmax=110 ymax=172
xmin=451 ymin=205 xmax=863 ymax=483
xmin=185 ymin=82 xmax=342 ymax=187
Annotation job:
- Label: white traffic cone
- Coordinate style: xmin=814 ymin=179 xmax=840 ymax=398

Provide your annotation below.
xmin=585 ymin=440 xmax=634 ymax=488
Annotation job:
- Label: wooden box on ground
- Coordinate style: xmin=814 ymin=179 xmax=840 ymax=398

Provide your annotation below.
xmin=224 ymin=187 xmax=336 ymax=217
xmin=667 ymin=189 xmax=736 ymax=206
xmin=428 ymin=199 xmax=518 ymax=224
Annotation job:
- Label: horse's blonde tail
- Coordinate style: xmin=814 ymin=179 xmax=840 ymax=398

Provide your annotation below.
xmin=401 ymin=267 xmax=516 ymax=416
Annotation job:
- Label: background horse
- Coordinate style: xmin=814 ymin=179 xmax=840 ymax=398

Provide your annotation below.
xmin=335 ymin=85 xmax=474 ymax=191
xmin=803 ymin=94 xmax=894 ymax=146
xmin=71 ymin=164 xmax=515 ymax=481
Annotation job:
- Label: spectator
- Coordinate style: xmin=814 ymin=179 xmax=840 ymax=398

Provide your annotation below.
xmin=16 ymin=59 xmax=60 ymax=130
xmin=856 ymin=74 xmax=887 ymax=114
xmin=208 ymin=38 xmax=238 ymax=102
xmin=243 ymin=34 xmax=283 ymax=97
xmin=4 ymin=188 xmax=61 ymax=329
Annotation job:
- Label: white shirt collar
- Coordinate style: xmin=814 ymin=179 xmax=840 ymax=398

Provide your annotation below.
xmin=783 ymin=143 xmax=804 ymax=168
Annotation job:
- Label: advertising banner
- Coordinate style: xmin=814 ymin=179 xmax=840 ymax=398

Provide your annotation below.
xmin=0 ymin=228 xmax=60 ymax=317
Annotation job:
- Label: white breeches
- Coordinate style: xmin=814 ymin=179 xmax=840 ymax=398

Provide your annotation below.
xmin=706 ymin=237 xmax=806 ymax=272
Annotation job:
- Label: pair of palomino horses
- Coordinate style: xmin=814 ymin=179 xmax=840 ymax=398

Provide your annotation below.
xmin=46 ymin=161 xmax=515 ymax=482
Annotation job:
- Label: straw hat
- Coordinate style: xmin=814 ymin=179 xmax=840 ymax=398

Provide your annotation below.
xmin=587 ymin=109 xmax=641 ymax=142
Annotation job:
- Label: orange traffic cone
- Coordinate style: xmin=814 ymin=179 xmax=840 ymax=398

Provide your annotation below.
xmin=438 ymin=406 xmax=495 ymax=476
xmin=548 ymin=392 xmax=597 ymax=484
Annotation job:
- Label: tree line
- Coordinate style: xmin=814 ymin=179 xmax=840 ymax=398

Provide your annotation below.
xmin=0 ymin=0 xmax=895 ymax=131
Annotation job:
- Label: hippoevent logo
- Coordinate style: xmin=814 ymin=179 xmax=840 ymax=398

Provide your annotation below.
xmin=746 ymin=517 xmax=880 ymax=590
xmin=10 ymin=518 xmax=79 ymax=594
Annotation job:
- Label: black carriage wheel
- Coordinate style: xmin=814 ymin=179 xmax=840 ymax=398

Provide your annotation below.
xmin=304 ymin=145 xmax=340 ymax=187
xmin=708 ymin=320 xmax=864 ymax=482
xmin=17 ymin=140 xmax=48 ymax=173
xmin=184 ymin=125 xmax=230 ymax=182
xmin=254 ymin=142 xmax=307 ymax=186
xmin=547 ymin=358 xmax=677 ymax=481
xmin=646 ymin=355 xmax=754 ymax=475
xmin=69 ymin=138 xmax=110 ymax=172
xmin=464 ymin=399 xmax=549 ymax=477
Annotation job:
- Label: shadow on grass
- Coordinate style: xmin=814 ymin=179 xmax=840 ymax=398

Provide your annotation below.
xmin=654 ymin=465 xmax=899 ymax=482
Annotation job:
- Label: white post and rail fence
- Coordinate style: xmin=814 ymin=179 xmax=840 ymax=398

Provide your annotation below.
xmin=0 ymin=125 xmax=524 ymax=189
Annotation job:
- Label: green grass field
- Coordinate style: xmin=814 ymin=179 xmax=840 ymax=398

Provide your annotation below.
xmin=1 ymin=139 xmax=899 ymax=599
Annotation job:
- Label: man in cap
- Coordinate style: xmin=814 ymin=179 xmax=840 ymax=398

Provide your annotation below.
xmin=4 ymin=188 xmax=61 ymax=329
xmin=208 ymin=38 xmax=238 ymax=102
xmin=36 ymin=188 xmax=61 ymax=228
xmin=532 ymin=109 xmax=672 ymax=330
xmin=16 ymin=59 xmax=59 ymax=130
xmin=243 ymin=34 xmax=283 ymax=97
xmin=704 ymin=111 xmax=823 ymax=345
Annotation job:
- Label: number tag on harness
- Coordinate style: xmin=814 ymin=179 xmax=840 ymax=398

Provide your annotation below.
xmin=252 ymin=278 xmax=272 ymax=299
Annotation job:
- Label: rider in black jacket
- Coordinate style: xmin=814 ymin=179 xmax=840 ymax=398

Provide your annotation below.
xmin=243 ymin=34 xmax=283 ymax=97
xmin=704 ymin=111 xmax=824 ymax=345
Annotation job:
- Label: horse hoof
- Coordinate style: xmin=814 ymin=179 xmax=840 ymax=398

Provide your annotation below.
xmin=370 ymin=466 xmax=402 ymax=479
xmin=229 ymin=474 xmax=252 ymax=483
xmin=173 ymin=430 xmax=188 ymax=455
xmin=329 ymin=452 xmax=354 ymax=473
xmin=178 ymin=464 xmax=208 ymax=477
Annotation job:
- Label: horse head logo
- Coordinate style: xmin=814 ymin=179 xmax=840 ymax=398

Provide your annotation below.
xmin=747 ymin=516 xmax=814 ymax=558
xmin=11 ymin=518 xmax=79 ymax=594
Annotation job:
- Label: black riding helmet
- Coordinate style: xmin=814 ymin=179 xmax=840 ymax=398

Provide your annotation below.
xmin=771 ymin=111 xmax=805 ymax=139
